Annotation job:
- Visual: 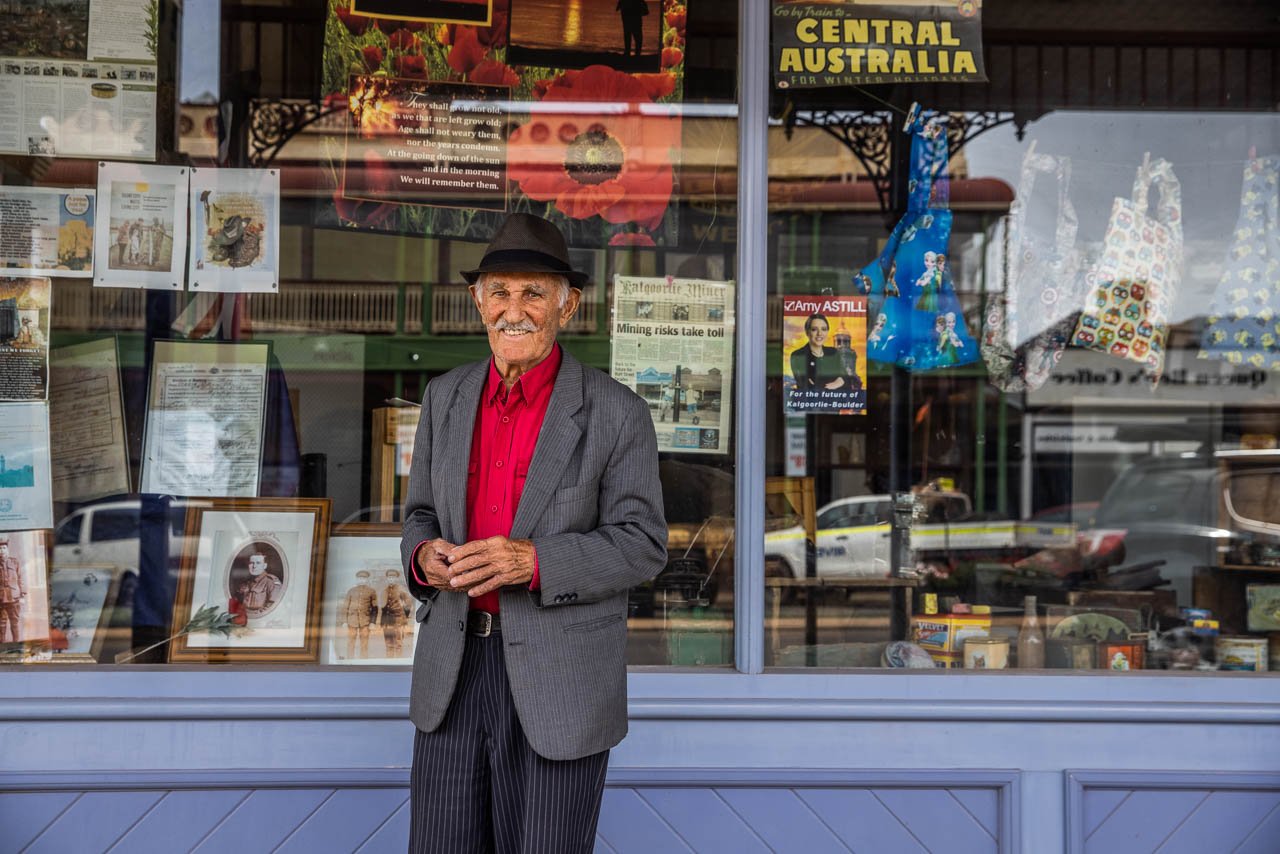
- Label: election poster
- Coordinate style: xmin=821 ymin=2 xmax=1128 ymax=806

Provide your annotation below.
xmin=610 ymin=275 xmax=734 ymax=455
xmin=772 ymin=0 xmax=986 ymax=88
xmin=783 ymin=294 xmax=867 ymax=414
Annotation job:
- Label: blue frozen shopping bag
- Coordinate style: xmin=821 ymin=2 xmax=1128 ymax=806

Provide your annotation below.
xmin=855 ymin=110 xmax=978 ymax=371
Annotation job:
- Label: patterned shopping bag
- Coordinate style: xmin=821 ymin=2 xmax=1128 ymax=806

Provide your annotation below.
xmin=856 ymin=110 xmax=978 ymax=371
xmin=982 ymin=145 xmax=1083 ymax=392
xmin=1198 ymin=155 xmax=1280 ymax=370
xmin=1070 ymin=155 xmax=1183 ymax=381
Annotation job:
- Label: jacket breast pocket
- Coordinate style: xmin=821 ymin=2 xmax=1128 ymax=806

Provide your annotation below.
xmin=563 ymin=614 xmax=624 ymax=634
xmin=554 ymin=480 xmax=598 ymax=505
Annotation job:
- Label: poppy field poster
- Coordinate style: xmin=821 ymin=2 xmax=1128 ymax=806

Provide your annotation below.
xmin=321 ymin=0 xmax=689 ymax=248
xmin=187 ymin=167 xmax=281 ymax=294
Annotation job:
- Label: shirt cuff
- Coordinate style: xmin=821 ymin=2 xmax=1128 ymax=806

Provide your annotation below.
xmin=529 ymin=546 xmax=540 ymax=591
xmin=410 ymin=540 xmax=432 ymax=587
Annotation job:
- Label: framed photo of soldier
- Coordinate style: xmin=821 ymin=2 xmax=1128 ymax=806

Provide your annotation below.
xmin=169 ymin=497 xmax=331 ymax=663
xmin=321 ymin=524 xmax=417 ymax=666
xmin=0 ymin=529 xmax=51 ymax=663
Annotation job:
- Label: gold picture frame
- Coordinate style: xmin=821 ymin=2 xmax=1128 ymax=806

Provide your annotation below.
xmin=169 ymin=497 xmax=331 ymax=663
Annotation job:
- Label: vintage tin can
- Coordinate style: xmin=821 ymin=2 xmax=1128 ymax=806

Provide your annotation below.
xmin=1046 ymin=638 xmax=1096 ymax=669
xmin=923 ymin=593 xmax=938 ymax=615
xmin=1216 ymin=636 xmax=1268 ymax=672
xmin=1099 ymin=641 xmax=1145 ymax=671
xmin=963 ymin=636 xmax=1009 ymax=669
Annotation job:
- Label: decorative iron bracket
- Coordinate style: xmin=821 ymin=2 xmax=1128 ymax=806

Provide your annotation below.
xmin=785 ymin=107 xmax=1024 ymax=216
xmin=248 ymin=99 xmax=342 ymax=166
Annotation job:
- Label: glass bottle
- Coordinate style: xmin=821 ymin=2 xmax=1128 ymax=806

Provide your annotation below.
xmin=1017 ymin=595 xmax=1045 ymax=669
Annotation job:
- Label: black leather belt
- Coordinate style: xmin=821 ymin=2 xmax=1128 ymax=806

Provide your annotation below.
xmin=466 ymin=610 xmax=500 ymax=637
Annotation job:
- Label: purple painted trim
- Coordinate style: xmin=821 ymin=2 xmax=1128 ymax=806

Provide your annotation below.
xmin=1064 ymin=770 xmax=1280 ymax=854
xmin=0 ymin=768 xmax=1021 ymax=853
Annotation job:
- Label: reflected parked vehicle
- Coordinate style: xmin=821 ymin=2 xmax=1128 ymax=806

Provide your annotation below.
xmin=765 ymin=493 xmax=965 ymax=579
xmin=1083 ymin=451 xmax=1280 ymax=600
xmin=53 ymin=499 xmax=209 ymax=572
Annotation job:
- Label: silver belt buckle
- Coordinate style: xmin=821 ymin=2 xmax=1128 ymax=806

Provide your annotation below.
xmin=473 ymin=611 xmax=493 ymax=637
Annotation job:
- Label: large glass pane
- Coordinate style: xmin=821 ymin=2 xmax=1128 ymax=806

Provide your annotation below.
xmin=765 ymin=0 xmax=1280 ymax=675
xmin=1 ymin=0 xmax=738 ymax=667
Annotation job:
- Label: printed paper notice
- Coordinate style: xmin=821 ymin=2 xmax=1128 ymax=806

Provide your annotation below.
xmin=188 ymin=167 xmax=281 ymax=294
xmin=50 ymin=339 xmax=130 ymax=502
xmin=0 ymin=187 xmax=94 ymax=277
xmin=610 ymin=276 xmax=734 ymax=455
xmin=783 ymin=295 xmax=867 ymax=414
xmin=141 ymin=341 xmax=269 ymax=497
xmin=0 ymin=0 xmax=158 ymax=159
xmin=94 ymin=161 xmax=189 ymax=289
xmin=0 ymin=401 xmax=54 ymax=531
xmin=0 ymin=277 xmax=51 ymax=401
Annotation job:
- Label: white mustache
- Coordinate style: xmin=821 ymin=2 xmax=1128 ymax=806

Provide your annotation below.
xmin=490 ymin=318 xmax=538 ymax=333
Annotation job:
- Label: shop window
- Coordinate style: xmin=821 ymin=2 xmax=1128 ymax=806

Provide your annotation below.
xmin=765 ymin=1 xmax=1280 ymax=676
xmin=1 ymin=0 xmax=739 ymax=668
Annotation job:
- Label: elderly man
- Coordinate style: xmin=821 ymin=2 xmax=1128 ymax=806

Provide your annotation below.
xmin=401 ymin=213 xmax=667 ymax=853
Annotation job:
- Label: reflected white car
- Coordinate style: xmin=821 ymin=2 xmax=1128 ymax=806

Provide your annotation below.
xmin=53 ymin=499 xmax=208 ymax=572
xmin=765 ymin=495 xmax=894 ymax=579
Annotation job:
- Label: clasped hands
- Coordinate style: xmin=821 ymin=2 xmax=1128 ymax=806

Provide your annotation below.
xmin=416 ymin=536 xmax=535 ymax=598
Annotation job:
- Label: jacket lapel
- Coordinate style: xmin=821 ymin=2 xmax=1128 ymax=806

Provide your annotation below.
xmin=510 ymin=351 xmax=584 ymax=540
xmin=440 ymin=362 xmax=486 ymax=543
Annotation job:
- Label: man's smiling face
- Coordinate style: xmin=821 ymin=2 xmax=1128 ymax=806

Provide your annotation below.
xmin=471 ymin=272 xmax=581 ymax=381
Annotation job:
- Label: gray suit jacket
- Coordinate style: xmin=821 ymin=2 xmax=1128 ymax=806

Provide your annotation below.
xmin=400 ymin=349 xmax=668 ymax=760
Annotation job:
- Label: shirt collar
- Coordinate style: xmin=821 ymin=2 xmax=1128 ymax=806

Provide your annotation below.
xmin=485 ymin=343 xmax=563 ymax=407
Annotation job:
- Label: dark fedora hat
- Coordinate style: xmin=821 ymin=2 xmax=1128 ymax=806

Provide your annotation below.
xmin=461 ymin=213 xmax=588 ymax=288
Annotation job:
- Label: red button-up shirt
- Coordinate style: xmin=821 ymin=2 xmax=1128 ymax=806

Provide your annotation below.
xmin=412 ymin=346 xmax=560 ymax=611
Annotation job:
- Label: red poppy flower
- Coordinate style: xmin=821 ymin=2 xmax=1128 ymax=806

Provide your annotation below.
xmin=661 ymin=46 xmax=683 ymax=69
xmin=633 ymin=72 xmax=677 ymax=100
xmin=665 ymin=7 xmax=686 ymax=32
xmin=361 ymin=45 xmax=384 ymax=73
xmin=447 ymin=26 xmax=486 ymax=74
xmin=508 ymin=67 xmax=681 ymax=230
xmin=469 ymin=59 xmax=518 ymax=87
xmin=335 ymin=7 xmax=371 ymax=35
xmin=538 ymin=64 xmax=652 ymax=104
xmin=609 ymin=231 xmax=656 ymax=247
xmin=322 ymin=92 xmax=349 ymax=112
xmin=399 ymin=19 xmax=428 ymax=32
xmin=387 ymin=29 xmax=419 ymax=52
xmin=395 ymin=54 xmax=427 ymax=78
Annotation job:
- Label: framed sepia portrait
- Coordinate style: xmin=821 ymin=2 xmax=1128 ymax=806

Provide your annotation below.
xmin=169 ymin=497 xmax=331 ymax=663
xmin=0 ymin=529 xmax=52 ymax=663
xmin=47 ymin=564 xmax=123 ymax=662
xmin=321 ymin=523 xmax=417 ymax=666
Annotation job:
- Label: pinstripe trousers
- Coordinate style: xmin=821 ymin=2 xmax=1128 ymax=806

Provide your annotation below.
xmin=408 ymin=634 xmax=610 ymax=854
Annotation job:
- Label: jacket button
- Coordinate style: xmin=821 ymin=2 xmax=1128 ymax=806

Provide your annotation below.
xmin=458 ymin=620 xmax=464 ymax=631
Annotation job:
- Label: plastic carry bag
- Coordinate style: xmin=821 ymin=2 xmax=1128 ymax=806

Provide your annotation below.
xmin=982 ymin=145 xmax=1083 ymax=392
xmin=1198 ymin=155 xmax=1280 ymax=370
xmin=1070 ymin=154 xmax=1183 ymax=381
xmin=856 ymin=110 xmax=978 ymax=371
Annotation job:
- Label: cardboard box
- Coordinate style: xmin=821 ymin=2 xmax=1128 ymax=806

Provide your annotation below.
xmin=928 ymin=651 xmax=965 ymax=669
xmin=910 ymin=614 xmax=992 ymax=653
